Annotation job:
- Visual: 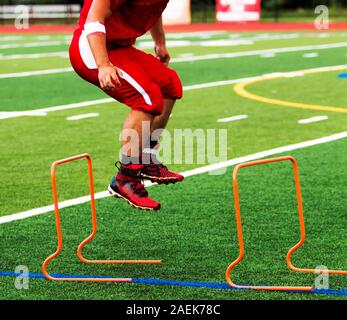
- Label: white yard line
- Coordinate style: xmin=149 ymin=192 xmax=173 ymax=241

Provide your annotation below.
xmin=0 ymin=111 xmax=47 ymax=118
xmin=0 ymin=31 xmax=331 ymax=45
xmin=0 ymin=36 xmax=25 ymax=41
xmin=137 ymin=33 xmax=302 ymax=49
xmin=0 ymin=32 xmax=306 ymax=51
xmin=178 ymin=53 xmax=195 ymax=58
xmin=1 ymin=42 xmax=347 ymax=78
xmin=303 ymin=53 xmax=319 ymax=58
xmin=0 ymin=52 xmax=69 ymax=60
xmin=66 ymin=113 xmax=99 ymax=121
xmin=137 ymin=39 xmax=254 ymax=49
xmin=217 ymin=115 xmax=248 ymax=123
xmin=0 ymin=67 xmax=73 ymax=79
xmin=0 ymin=40 xmax=70 ymax=49
xmin=0 ymin=35 xmax=71 ymax=42
xmin=0 ymin=99 xmax=112 ymax=120
xmin=0 ymin=131 xmax=346 ymax=225
xmin=1 ymin=64 xmax=346 ymax=120
xmin=241 ymin=33 xmax=299 ymax=41
xmin=171 ymin=42 xmax=347 ymax=63
xmin=298 ymin=116 xmax=329 ymax=124
xmin=0 ymin=31 xmax=329 ymax=51
xmin=260 ymin=53 xmax=276 ymax=58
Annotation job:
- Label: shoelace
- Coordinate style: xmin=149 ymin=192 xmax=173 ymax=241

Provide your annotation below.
xmin=130 ymin=179 xmax=148 ymax=197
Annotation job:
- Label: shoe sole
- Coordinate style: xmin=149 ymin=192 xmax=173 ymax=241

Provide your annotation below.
xmin=107 ymin=186 xmax=160 ymax=211
xmin=140 ymin=174 xmax=184 ymax=185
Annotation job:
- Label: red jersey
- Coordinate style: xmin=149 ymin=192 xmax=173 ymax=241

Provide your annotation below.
xmin=79 ymin=0 xmax=169 ymax=47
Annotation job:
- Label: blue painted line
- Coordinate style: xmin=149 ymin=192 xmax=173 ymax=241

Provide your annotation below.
xmin=133 ymin=278 xmax=235 ymax=290
xmin=1 ymin=271 xmax=346 ymax=296
xmin=132 ymin=278 xmax=347 ymax=296
xmin=312 ymin=288 xmax=347 ymax=295
xmin=337 ymin=73 xmax=347 ymax=78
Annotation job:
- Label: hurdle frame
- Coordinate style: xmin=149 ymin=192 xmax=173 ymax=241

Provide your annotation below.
xmin=226 ymin=156 xmax=346 ymax=292
xmin=42 ymin=153 xmax=162 ymax=283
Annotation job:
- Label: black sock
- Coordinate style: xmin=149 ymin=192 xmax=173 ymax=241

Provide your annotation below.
xmin=142 ymin=140 xmax=160 ymax=165
xmin=150 ymin=140 xmax=159 ymax=149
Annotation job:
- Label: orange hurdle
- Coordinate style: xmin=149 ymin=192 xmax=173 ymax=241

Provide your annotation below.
xmin=226 ymin=156 xmax=347 ymax=292
xmin=42 ymin=153 xmax=162 ymax=283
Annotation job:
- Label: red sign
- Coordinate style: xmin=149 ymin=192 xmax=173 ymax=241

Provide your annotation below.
xmin=216 ymin=0 xmax=261 ymax=22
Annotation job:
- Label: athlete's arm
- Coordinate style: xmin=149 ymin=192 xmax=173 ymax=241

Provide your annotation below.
xmin=150 ymin=16 xmax=170 ymax=66
xmin=86 ymin=0 xmax=121 ymax=90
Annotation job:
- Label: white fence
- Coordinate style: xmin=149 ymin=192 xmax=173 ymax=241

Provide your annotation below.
xmin=0 ymin=5 xmax=81 ymax=19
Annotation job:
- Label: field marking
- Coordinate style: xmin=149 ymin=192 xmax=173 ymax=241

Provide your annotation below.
xmin=0 ymin=99 xmax=113 ymax=120
xmin=1 ymin=65 xmax=346 ymax=120
xmin=0 ymin=31 xmax=332 ymax=45
xmin=140 ymin=32 xmax=299 ymax=42
xmin=0 ymin=272 xmax=346 ymax=297
xmin=2 ymin=41 xmax=347 ymax=78
xmin=217 ymin=115 xmax=248 ymax=123
xmin=177 ymin=53 xmax=195 ymax=59
xmin=234 ymin=65 xmax=347 ymax=114
xmin=0 ymin=36 xmax=25 ymax=41
xmin=171 ymin=42 xmax=347 ymax=63
xmin=0 ymin=77 xmax=261 ymax=119
xmin=0 ymin=33 xmax=298 ymax=51
xmin=260 ymin=53 xmax=276 ymax=58
xmin=0 ymin=111 xmax=47 ymax=118
xmin=0 ymin=67 xmax=73 ymax=79
xmin=137 ymin=39 xmax=254 ymax=49
xmin=66 ymin=113 xmax=99 ymax=121
xmin=0 ymin=40 xmax=70 ymax=49
xmin=303 ymin=53 xmax=319 ymax=58
xmin=0 ymin=32 xmax=325 ymax=55
xmin=298 ymin=116 xmax=328 ymax=124
xmin=0 ymin=52 xmax=69 ymax=60
xmin=0 ymin=131 xmax=346 ymax=225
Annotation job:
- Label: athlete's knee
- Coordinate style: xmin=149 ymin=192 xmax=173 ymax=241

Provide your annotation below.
xmin=148 ymin=83 xmax=164 ymax=115
xmin=133 ymin=83 xmax=164 ymax=115
xmin=166 ymin=69 xmax=183 ymax=100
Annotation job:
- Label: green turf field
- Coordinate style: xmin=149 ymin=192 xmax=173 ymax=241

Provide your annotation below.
xmin=0 ymin=30 xmax=346 ymax=300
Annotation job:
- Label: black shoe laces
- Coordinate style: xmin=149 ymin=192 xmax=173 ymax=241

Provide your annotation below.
xmin=130 ymin=179 xmax=148 ymax=197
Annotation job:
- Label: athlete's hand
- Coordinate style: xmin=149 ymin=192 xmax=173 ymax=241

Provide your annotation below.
xmin=98 ymin=64 xmax=122 ymax=91
xmin=155 ymin=44 xmax=170 ymax=66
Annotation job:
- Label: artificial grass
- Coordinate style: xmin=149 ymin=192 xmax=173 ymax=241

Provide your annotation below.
xmin=1 ymin=31 xmax=346 ymax=300
xmin=0 ymin=32 xmax=346 ymax=75
xmin=0 ymin=139 xmax=346 ymax=300
xmin=247 ymin=70 xmax=347 ymax=109
xmin=1 ymin=78 xmax=346 ymax=216
xmin=1 ymin=42 xmax=347 ymax=111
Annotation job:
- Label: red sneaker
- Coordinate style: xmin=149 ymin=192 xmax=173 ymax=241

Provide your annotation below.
xmin=140 ymin=162 xmax=184 ymax=185
xmin=108 ymin=164 xmax=160 ymax=211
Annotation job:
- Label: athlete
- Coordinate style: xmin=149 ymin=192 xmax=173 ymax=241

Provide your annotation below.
xmin=69 ymin=0 xmax=184 ymax=211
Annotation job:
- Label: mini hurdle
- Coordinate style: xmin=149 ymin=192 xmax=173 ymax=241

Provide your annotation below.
xmin=226 ymin=156 xmax=346 ymax=292
xmin=42 ymin=153 xmax=162 ymax=283
xmin=43 ymin=154 xmax=345 ymax=288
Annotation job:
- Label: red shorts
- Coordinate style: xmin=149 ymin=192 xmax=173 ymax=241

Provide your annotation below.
xmin=69 ymin=28 xmax=183 ymax=115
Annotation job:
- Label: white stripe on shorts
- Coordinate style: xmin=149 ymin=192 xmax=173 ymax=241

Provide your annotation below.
xmin=117 ymin=68 xmax=153 ymax=106
xmin=78 ymin=33 xmax=152 ymax=106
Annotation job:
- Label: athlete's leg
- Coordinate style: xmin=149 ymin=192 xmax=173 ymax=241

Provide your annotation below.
xmin=108 ymin=107 xmax=160 ymax=211
xmin=151 ymin=99 xmax=175 ymax=133
xmin=132 ymin=48 xmax=183 ymax=134
xmin=130 ymin=48 xmax=184 ymax=184
xmin=121 ymin=109 xmax=154 ymax=162
xmin=69 ymin=32 xmax=162 ymax=210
